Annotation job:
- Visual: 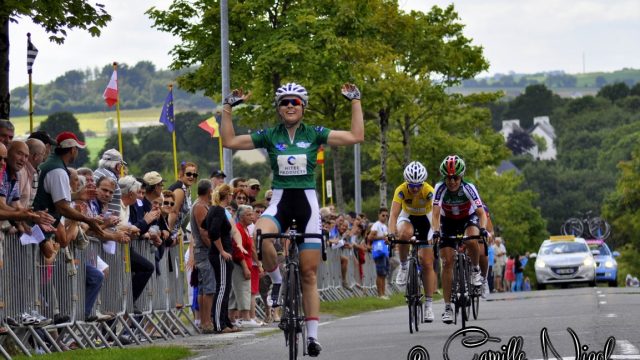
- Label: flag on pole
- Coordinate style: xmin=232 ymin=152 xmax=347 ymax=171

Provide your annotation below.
xmin=159 ymin=88 xmax=174 ymax=132
xmin=103 ymin=70 xmax=118 ymax=107
xmin=317 ymin=145 xmax=325 ymax=164
xmin=27 ymin=34 xmax=38 ymax=74
xmin=198 ymin=117 xmax=220 ymax=138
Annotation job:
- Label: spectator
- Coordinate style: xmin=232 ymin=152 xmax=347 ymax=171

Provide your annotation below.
xmin=368 ymin=208 xmax=390 ymax=299
xmin=191 ymin=179 xmax=215 ymax=333
xmin=233 ymin=187 xmax=249 ymax=207
xmin=230 ymin=177 xmax=247 ymax=191
xmin=246 ymin=178 xmax=260 ymax=203
xmin=230 ymin=205 xmax=260 ymax=327
xmin=505 ymin=254 xmax=515 ymax=292
xmin=94 ymin=149 xmax=126 ymax=217
xmin=18 ymin=138 xmax=46 ymax=208
xmin=492 ymin=237 xmax=507 ymax=292
xmin=329 ymin=220 xmax=351 ymax=288
xmin=2 ymin=141 xmax=55 ymax=233
xmin=0 ymin=119 xmax=14 ymax=147
xmin=0 ymin=143 xmax=42 ymax=221
xmin=264 ymin=189 xmax=273 ymax=206
xmin=28 ymin=130 xmax=57 ymax=158
xmin=204 ymin=184 xmax=239 ymax=333
xmin=168 ymin=161 xmax=198 ymax=237
xmin=210 ymin=170 xmax=226 ymax=188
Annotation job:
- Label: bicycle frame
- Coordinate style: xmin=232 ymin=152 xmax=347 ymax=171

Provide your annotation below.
xmin=256 ymin=222 xmax=326 ymax=360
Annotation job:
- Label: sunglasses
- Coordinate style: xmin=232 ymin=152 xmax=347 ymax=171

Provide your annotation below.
xmin=266 ymin=197 xmax=272 ymax=201
xmin=251 ymin=185 xmax=260 ymax=190
xmin=163 ymin=201 xmax=175 ymax=206
xmin=446 ymin=175 xmax=461 ymax=181
xmin=278 ymin=98 xmax=303 ymax=107
xmin=185 ymin=172 xmax=199 ymax=178
xmin=408 ymin=183 xmax=423 ymax=189
xmin=236 ymin=197 xmax=247 ymax=201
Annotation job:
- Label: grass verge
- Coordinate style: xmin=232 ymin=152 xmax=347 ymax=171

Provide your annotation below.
xmin=13 ymin=346 xmax=192 ymax=360
xmin=320 ymin=291 xmax=443 ymax=318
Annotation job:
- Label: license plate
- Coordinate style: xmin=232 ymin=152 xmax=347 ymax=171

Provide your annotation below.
xmin=556 ymin=268 xmax=575 ymax=274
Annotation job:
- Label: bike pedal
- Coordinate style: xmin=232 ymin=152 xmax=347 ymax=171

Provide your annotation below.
xmin=278 ymin=320 xmax=288 ymax=331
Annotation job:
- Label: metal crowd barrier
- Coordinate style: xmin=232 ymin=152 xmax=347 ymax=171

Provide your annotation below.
xmin=0 ymin=229 xmax=396 ymax=359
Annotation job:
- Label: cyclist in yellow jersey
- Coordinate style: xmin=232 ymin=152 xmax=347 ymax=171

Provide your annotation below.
xmin=388 ymin=161 xmax=437 ymax=322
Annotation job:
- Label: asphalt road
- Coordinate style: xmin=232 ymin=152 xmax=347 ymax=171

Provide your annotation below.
xmin=183 ymin=287 xmax=640 ymax=360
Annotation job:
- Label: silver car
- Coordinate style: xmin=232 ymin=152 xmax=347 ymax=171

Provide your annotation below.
xmin=533 ymin=236 xmax=596 ymax=290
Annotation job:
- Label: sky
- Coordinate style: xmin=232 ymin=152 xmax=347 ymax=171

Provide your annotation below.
xmin=8 ymin=0 xmax=640 ymax=89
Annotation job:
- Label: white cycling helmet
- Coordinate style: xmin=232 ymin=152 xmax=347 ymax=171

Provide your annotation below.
xmin=404 ymin=161 xmax=428 ymax=184
xmin=275 ymin=82 xmax=309 ymax=107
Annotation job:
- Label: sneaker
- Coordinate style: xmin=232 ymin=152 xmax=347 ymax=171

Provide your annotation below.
xmin=395 ymin=267 xmax=408 ymax=286
xmin=423 ymin=306 xmax=434 ymax=323
xmin=442 ymin=306 xmax=453 ymax=324
xmin=241 ymin=319 xmax=262 ymax=328
xmin=96 ymin=311 xmax=115 ymax=321
xmin=5 ymin=317 xmax=19 ymax=327
xmin=379 ymin=295 xmax=390 ymax=300
xmin=271 ymin=283 xmax=281 ymax=308
xmin=481 ymin=281 xmax=490 ymax=299
xmin=53 ymin=314 xmax=70 ymax=325
xmin=117 ymin=335 xmax=133 ymax=345
xmin=307 ymin=337 xmax=322 ymax=357
xmin=471 ymin=268 xmax=484 ymax=287
xmin=28 ymin=311 xmax=52 ymax=327
xmin=20 ymin=312 xmax=37 ymax=326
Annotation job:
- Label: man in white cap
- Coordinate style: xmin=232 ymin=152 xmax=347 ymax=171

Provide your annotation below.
xmin=94 ymin=149 xmax=126 ymax=218
xmin=246 ymin=178 xmax=260 ymax=203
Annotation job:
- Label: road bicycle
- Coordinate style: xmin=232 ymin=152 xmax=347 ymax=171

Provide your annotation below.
xmin=561 ymin=211 xmax=611 ymax=239
xmin=257 ymin=221 xmax=326 ymax=360
xmin=388 ymin=235 xmax=429 ymax=334
xmin=437 ymin=234 xmax=485 ymax=330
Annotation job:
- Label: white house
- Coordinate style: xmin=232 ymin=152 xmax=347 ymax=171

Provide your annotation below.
xmin=500 ymin=116 xmax=557 ymax=160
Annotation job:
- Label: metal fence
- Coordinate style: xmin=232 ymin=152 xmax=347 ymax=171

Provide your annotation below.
xmin=0 ymin=231 xmax=396 ymax=359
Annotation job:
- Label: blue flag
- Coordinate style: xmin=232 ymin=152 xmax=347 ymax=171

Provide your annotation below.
xmin=159 ymin=89 xmax=174 ymax=132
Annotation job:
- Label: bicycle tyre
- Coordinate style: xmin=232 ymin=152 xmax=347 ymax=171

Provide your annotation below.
xmin=287 ymin=265 xmax=299 ymax=360
xmin=471 ymin=291 xmax=480 ymax=320
xmin=459 ymin=255 xmax=468 ymax=329
xmin=562 ymin=218 xmax=584 ymax=237
xmin=451 ymin=257 xmax=460 ymax=326
xmin=588 ymin=217 xmax=611 ymax=239
xmin=407 ymin=260 xmax=417 ymax=334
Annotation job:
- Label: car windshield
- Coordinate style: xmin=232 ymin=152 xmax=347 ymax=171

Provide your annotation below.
xmin=540 ymin=242 xmax=589 ymax=255
xmin=588 ymin=243 xmax=611 ymax=256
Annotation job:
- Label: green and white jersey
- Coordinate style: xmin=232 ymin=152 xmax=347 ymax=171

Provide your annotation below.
xmin=250 ymin=122 xmax=331 ymax=189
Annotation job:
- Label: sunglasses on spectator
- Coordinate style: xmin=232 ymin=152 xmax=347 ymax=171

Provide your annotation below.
xmin=408 ymin=183 xmax=423 ymax=189
xmin=278 ymin=98 xmax=303 ymax=107
xmin=266 ymin=197 xmax=272 ymax=201
xmin=446 ymin=175 xmax=461 ymax=181
xmin=185 ymin=172 xmax=199 ymax=178
xmin=236 ymin=196 xmax=247 ymax=201
xmin=251 ymin=185 xmax=260 ymax=190
xmin=163 ymin=201 xmax=175 ymax=206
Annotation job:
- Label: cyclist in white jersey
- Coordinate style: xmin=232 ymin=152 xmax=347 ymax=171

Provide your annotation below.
xmin=221 ymin=82 xmax=363 ymax=356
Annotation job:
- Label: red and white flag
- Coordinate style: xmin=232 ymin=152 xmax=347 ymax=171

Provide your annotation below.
xmin=103 ymin=70 xmax=118 ymax=107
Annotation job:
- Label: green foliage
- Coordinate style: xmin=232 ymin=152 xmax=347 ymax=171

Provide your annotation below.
xmin=532 ymin=134 xmax=547 ymax=152
xmin=506 ymin=128 xmax=535 ymax=155
xmin=597 ymin=82 xmax=630 ymax=103
xmin=38 ymin=112 xmax=89 ymax=166
xmin=12 ymin=346 xmax=191 ymax=360
xmin=503 ymin=84 xmax=563 ymax=128
xmin=474 ymin=169 xmax=548 ymax=254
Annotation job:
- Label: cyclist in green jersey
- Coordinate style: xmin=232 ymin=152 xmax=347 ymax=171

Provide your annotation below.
xmin=221 ymin=83 xmax=363 ymax=356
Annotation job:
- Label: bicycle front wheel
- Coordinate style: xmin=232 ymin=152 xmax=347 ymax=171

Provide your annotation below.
xmin=407 ymin=260 xmax=417 ymax=334
xmin=459 ymin=256 xmax=469 ymax=329
xmin=562 ymin=218 xmax=583 ymax=237
xmin=471 ymin=292 xmax=480 ymax=320
xmin=286 ymin=266 xmax=300 ymax=360
xmin=588 ymin=217 xmax=611 ymax=239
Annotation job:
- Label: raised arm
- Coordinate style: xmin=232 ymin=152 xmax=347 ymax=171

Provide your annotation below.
xmin=327 ymin=83 xmax=364 ymax=146
xmin=221 ymin=89 xmax=256 ymax=150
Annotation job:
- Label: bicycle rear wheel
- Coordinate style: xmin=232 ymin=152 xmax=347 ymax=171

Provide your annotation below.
xmin=588 ymin=217 xmax=611 ymax=239
xmin=459 ymin=255 xmax=469 ymax=329
xmin=471 ymin=292 xmax=480 ymax=320
xmin=562 ymin=218 xmax=583 ymax=237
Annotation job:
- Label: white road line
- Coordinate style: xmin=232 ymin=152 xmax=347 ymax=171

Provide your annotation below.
xmin=599 ymin=301 xmax=607 ymax=305
xmin=319 ymin=321 xmax=334 ymax=326
xmin=604 ymin=313 xmax=618 ymax=318
xmin=599 ymin=294 xmax=607 ymax=297
xmin=618 ymin=340 xmax=640 ymax=355
xmin=340 ymin=315 xmax=360 ymax=321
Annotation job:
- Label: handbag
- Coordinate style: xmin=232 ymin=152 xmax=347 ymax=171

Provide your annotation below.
xmin=75 ymin=226 xmax=89 ymax=250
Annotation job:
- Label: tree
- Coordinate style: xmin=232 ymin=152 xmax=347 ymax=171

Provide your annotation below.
xmin=597 ymin=82 xmax=630 ymax=103
xmin=506 ymin=127 xmax=535 ymax=155
xmin=0 ymin=0 xmax=111 ymax=119
xmin=503 ymin=84 xmax=560 ymax=128
xmin=38 ymin=112 xmax=89 ymax=166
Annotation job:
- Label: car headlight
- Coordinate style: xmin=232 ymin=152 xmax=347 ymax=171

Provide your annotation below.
xmin=535 ymin=259 xmax=546 ymax=268
xmin=583 ymin=257 xmax=594 ymax=267
xmin=604 ymin=260 xmax=615 ymax=268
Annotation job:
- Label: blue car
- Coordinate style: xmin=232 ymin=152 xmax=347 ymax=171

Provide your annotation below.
xmin=586 ymin=240 xmax=619 ymax=287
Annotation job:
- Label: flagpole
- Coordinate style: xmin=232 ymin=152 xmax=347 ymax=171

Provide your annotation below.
xmin=112 ymin=61 xmax=130 ymax=274
xmin=169 ymin=84 xmax=179 ymax=180
xmin=27 ymin=33 xmax=34 ymax=133
xmin=219 ymin=135 xmax=224 ymax=171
